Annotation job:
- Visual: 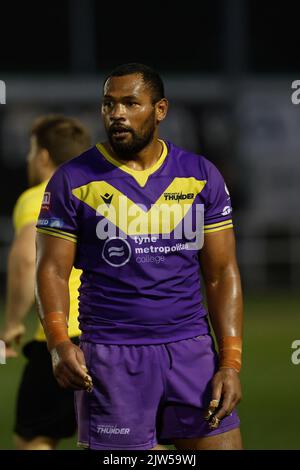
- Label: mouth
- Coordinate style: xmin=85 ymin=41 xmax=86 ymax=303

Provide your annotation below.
xmin=110 ymin=127 xmax=131 ymax=137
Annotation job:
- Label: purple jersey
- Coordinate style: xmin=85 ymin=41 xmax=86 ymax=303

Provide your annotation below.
xmin=37 ymin=140 xmax=233 ymax=344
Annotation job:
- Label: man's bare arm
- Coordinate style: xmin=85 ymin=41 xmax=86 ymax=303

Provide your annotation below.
xmin=36 ymin=233 xmax=92 ymax=391
xmin=1 ymin=223 xmax=36 ymax=356
xmin=200 ymin=228 xmax=243 ymax=340
xmin=199 ymin=228 xmax=243 ymax=427
xmin=35 ymin=233 xmax=75 ymax=319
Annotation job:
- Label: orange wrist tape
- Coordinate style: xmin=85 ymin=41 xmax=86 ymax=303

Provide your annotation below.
xmin=219 ymin=336 xmax=242 ymax=373
xmin=42 ymin=312 xmax=69 ymax=351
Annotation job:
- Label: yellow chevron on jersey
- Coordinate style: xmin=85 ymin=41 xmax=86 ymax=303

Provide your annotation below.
xmin=72 ymin=177 xmax=207 ymax=235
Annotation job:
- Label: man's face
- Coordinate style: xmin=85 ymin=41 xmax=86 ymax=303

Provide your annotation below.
xmin=27 ymin=135 xmax=42 ymax=186
xmin=101 ymin=73 xmax=158 ymax=157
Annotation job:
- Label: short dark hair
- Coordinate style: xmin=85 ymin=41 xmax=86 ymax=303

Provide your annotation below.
xmin=30 ymin=115 xmax=91 ymax=166
xmin=104 ymin=63 xmax=165 ymax=104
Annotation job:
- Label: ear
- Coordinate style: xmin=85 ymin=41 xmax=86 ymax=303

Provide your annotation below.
xmin=39 ymin=148 xmax=52 ymax=167
xmin=155 ymin=98 xmax=168 ymax=124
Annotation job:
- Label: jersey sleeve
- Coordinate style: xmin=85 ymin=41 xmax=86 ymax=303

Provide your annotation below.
xmin=36 ymin=168 xmax=78 ymax=243
xmin=203 ymin=160 xmax=233 ymax=234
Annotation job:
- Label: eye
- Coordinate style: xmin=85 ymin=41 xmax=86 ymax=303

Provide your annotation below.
xmin=102 ymin=100 xmax=114 ymax=109
xmin=126 ymin=101 xmax=139 ymax=107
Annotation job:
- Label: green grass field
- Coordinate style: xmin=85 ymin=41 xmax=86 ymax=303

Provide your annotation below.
xmin=0 ymin=293 xmax=299 ymax=450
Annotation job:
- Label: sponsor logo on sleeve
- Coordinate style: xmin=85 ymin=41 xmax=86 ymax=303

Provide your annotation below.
xmin=38 ymin=218 xmax=64 ymax=228
xmin=222 ymin=205 xmax=232 ymax=216
xmin=41 ymin=192 xmax=51 ymax=210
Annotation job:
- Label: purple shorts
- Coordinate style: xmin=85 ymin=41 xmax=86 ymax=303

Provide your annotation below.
xmin=75 ymin=335 xmax=240 ymax=450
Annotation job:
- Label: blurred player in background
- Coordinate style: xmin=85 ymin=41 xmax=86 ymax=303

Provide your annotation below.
xmin=1 ymin=115 xmax=91 ymax=450
xmin=36 ymin=64 xmax=243 ymax=450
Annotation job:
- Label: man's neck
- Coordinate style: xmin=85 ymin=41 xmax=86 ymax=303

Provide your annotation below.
xmin=40 ymin=167 xmax=56 ymax=183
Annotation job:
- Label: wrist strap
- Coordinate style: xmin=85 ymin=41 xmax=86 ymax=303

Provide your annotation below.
xmin=42 ymin=312 xmax=69 ymax=351
xmin=219 ymin=336 xmax=242 ymax=373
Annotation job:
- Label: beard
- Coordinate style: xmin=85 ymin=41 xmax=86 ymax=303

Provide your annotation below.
xmin=107 ymin=113 xmax=156 ymax=159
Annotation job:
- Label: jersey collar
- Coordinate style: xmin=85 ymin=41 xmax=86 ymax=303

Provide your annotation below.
xmin=96 ymin=139 xmax=168 ymax=187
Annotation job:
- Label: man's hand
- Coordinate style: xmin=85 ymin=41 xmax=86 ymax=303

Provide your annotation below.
xmin=51 ymin=340 xmax=93 ymax=391
xmin=0 ymin=323 xmax=26 ymax=358
xmin=204 ymin=368 xmax=242 ymax=429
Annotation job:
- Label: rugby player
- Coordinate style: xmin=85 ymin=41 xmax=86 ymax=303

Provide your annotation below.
xmin=36 ymin=64 xmax=243 ymax=450
xmin=1 ymin=115 xmax=90 ymax=449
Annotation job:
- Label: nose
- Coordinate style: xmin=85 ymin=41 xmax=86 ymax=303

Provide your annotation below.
xmin=110 ymin=103 xmax=126 ymax=121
